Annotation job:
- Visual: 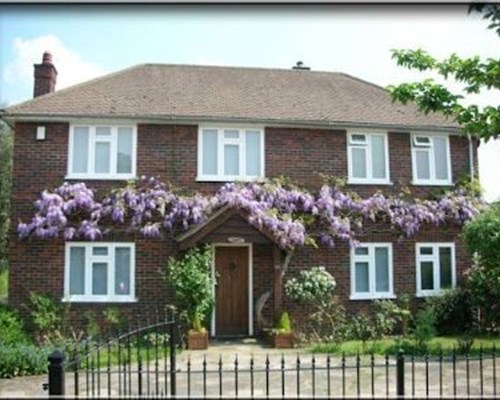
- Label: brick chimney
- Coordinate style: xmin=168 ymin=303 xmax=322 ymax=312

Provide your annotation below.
xmin=33 ymin=51 xmax=57 ymax=97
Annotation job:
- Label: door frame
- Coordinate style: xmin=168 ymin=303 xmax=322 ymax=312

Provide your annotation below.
xmin=211 ymin=243 xmax=253 ymax=337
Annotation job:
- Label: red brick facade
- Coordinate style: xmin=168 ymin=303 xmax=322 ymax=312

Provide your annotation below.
xmin=9 ymin=122 xmax=476 ymax=332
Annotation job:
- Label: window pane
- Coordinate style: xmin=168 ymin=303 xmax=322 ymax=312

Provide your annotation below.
xmin=351 ymin=134 xmax=366 ymax=143
xmin=371 ymin=136 xmax=386 ymax=179
xmin=415 ymin=150 xmax=430 ymax=180
xmin=421 ymin=261 xmax=434 ymax=290
xmin=439 ymin=247 xmax=453 ymax=289
xmin=375 ymin=247 xmax=389 ymax=292
xmin=355 ymin=247 xmax=369 ymax=256
xmin=352 ymin=147 xmax=367 ymax=178
xmin=202 ymin=129 xmax=218 ymax=175
xmin=115 ymin=247 xmax=131 ymax=295
xmin=420 ymin=247 xmax=433 ymax=255
xmin=72 ymin=127 xmax=89 ymax=173
xmin=246 ymin=131 xmax=261 ymax=176
xmin=434 ymin=137 xmax=449 ymax=180
xmin=117 ymin=128 xmax=133 ymax=174
xmin=69 ymin=247 xmax=85 ymax=295
xmin=92 ymin=247 xmax=108 ymax=256
xmin=355 ymin=262 xmax=369 ymax=293
xmin=96 ymin=127 xmax=111 ymax=137
xmin=224 ymin=130 xmax=239 ymax=139
xmin=224 ymin=144 xmax=239 ymax=175
xmin=95 ymin=142 xmax=111 ymax=173
xmin=92 ymin=262 xmax=108 ymax=295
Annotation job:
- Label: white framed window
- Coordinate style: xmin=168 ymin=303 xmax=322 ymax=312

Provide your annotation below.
xmin=411 ymin=134 xmax=452 ymax=185
xmin=64 ymin=242 xmax=136 ymax=302
xmin=197 ymin=126 xmax=264 ymax=181
xmin=350 ymin=243 xmax=394 ymax=300
xmin=416 ymin=243 xmax=456 ymax=297
xmin=68 ymin=125 xmax=137 ymax=179
xmin=347 ymin=132 xmax=390 ymax=184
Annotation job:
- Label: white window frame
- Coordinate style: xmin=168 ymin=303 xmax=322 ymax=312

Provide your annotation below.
xmin=64 ymin=242 xmax=136 ymax=303
xmin=411 ymin=133 xmax=452 ymax=186
xmin=347 ymin=131 xmax=391 ymax=185
xmin=415 ymin=242 xmax=456 ymax=297
xmin=67 ymin=125 xmax=137 ymax=180
xmin=197 ymin=126 xmax=265 ymax=182
xmin=350 ymin=243 xmax=395 ymax=300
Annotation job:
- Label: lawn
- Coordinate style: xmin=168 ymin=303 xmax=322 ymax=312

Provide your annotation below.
xmin=310 ymin=336 xmax=500 ymax=356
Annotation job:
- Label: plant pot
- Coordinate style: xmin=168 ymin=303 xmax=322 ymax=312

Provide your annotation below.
xmin=187 ymin=330 xmax=209 ymax=350
xmin=271 ymin=332 xmax=295 ymax=349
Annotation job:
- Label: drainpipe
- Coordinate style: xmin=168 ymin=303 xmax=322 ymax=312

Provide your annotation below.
xmin=468 ymin=135 xmax=475 ymax=180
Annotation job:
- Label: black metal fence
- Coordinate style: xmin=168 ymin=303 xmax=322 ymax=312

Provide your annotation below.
xmin=45 ymin=316 xmax=499 ymax=398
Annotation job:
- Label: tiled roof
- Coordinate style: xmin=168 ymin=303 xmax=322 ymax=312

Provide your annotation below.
xmin=4 ymin=63 xmax=459 ymax=130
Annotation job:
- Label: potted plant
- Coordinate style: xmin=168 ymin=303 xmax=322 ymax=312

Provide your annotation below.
xmin=165 ymin=245 xmax=214 ymax=350
xmin=271 ymin=311 xmax=295 ymax=348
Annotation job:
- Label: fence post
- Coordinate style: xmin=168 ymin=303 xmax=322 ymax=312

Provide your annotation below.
xmin=396 ymin=350 xmax=405 ymax=398
xmin=48 ymin=349 xmax=65 ymax=397
xmin=169 ymin=313 xmax=177 ymax=397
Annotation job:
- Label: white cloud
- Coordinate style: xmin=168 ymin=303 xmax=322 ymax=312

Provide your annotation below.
xmin=3 ymin=35 xmax=105 ymax=91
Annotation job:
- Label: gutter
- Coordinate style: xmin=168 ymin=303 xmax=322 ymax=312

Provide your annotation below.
xmin=0 ymin=112 xmax=463 ymax=135
xmin=468 ymin=135 xmax=475 ymax=180
xmin=0 ymin=109 xmax=15 ymax=130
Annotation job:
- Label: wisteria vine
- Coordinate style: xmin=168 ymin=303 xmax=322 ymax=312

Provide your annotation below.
xmin=17 ymin=176 xmax=485 ymax=249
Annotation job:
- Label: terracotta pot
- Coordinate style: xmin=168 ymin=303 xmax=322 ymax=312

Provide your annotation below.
xmin=271 ymin=332 xmax=295 ymax=349
xmin=187 ymin=330 xmax=209 ymax=350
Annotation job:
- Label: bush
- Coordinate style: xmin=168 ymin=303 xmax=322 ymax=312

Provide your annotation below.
xmin=285 ymin=266 xmax=336 ymax=307
xmin=274 ymin=312 xmax=293 ymax=334
xmin=0 ymin=343 xmax=50 ymax=378
xmin=349 ymin=314 xmax=376 ymax=344
xmin=412 ymin=305 xmax=437 ymax=353
xmin=425 ymin=289 xmax=473 ymax=335
xmin=373 ymin=300 xmax=403 ymax=339
xmin=0 ymin=304 xmax=30 ymax=345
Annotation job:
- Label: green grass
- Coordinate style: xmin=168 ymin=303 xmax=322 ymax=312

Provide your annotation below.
xmin=0 ymin=268 xmax=7 ymax=299
xmin=310 ymin=336 xmax=500 ymax=356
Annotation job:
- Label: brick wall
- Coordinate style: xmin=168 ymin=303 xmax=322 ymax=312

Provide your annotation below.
xmin=9 ymin=121 xmax=476 ymax=331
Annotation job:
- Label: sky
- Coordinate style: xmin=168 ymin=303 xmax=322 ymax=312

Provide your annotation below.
xmin=0 ymin=5 xmax=498 ymax=201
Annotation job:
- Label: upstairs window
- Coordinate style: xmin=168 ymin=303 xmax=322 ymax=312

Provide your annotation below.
xmin=347 ymin=132 xmax=390 ymax=184
xmin=64 ymin=242 xmax=135 ymax=302
xmin=416 ymin=243 xmax=456 ymax=297
xmin=350 ymin=243 xmax=394 ymax=300
xmin=68 ymin=125 xmax=137 ymax=179
xmin=198 ymin=127 xmax=264 ymax=181
xmin=411 ymin=134 xmax=451 ymax=185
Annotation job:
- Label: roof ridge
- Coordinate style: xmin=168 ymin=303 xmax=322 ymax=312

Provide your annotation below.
xmin=336 ymin=72 xmax=390 ymax=93
xmin=5 ymin=63 xmax=146 ymax=111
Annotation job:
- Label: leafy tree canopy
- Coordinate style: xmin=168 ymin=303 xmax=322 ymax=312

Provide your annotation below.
xmin=388 ymin=4 xmax=500 ymax=141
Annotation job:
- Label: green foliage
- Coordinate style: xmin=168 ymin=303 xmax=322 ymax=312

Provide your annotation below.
xmin=373 ymin=300 xmax=404 ymax=339
xmin=0 ymin=268 xmax=7 ymax=298
xmin=103 ymin=307 xmax=128 ymax=333
xmin=412 ymin=305 xmax=437 ymax=353
xmin=0 ymin=343 xmax=50 ymax=378
xmin=424 ymin=289 xmax=473 ymax=335
xmin=274 ymin=311 xmax=293 ymax=334
xmin=28 ymin=292 xmax=63 ymax=338
xmin=388 ymin=6 xmax=500 ymax=141
xmin=0 ymin=121 xmax=12 ymax=269
xmin=457 ymin=335 xmax=475 ymax=354
xmin=164 ymin=245 xmax=214 ymax=330
xmin=84 ymin=311 xmax=101 ymax=339
xmin=0 ymin=304 xmax=30 ymax=345
xmin=285 ymin=266 xmax=336 ymax=307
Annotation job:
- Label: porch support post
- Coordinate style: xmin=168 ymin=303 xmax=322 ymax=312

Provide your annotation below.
xmin=273 ymin=246 xmax=283 ymax=320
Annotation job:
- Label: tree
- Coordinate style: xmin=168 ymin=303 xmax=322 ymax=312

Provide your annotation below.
xmin=0 ymin=120 xmax=12 ymax=270
xmin=388 ymin=4 xmax=500 ymax=142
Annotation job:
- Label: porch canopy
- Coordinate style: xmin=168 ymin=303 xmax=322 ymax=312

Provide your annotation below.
xmin=176 ymin=205 xmax=286 ymax=329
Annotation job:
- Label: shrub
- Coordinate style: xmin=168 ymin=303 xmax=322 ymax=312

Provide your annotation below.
xmin=285 ymin=266 xmax=336 ymax=307
xmin=0 ymin=343 xmax=50 ymax=378
xmin=373 ymin=300 xmax=402 ymax=339
xmin=274 ymin=312 xmax=293 ymax=334
xmin=0 ymin=304 xmax=30 ymax=345
xmin=425 ymin=289 xmax=473 ymax=335
xmin=349 ymin=314 xmax=376 ymax=345
xmin=412 ymin=305 xmax=437 ymax=353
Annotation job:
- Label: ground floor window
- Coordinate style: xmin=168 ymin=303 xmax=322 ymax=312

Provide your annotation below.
xmin=416 ymin=243 xmax=455 ymax=296
xmin=350 ymin=243 xmax=394 ymax=300
xmin=64 ymin=242 xmax=135 ymax=302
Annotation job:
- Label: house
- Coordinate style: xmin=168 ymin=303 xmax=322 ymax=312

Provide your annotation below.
xmin=2 ymin=53 xmax=478 ymax=337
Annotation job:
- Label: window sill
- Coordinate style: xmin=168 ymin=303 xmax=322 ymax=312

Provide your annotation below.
xmin=61 ymin=296 xmax=137 ymax=303
xmin=65 ymin=175 xmax=137 ymax=181
xmin=349 ymin=293 xmax=396 ymax=301
xmin=347 ymin=180 xmax=393 ymax=186
xmin=196 ymin=176 xmax=265 ymax=183
xmin=411 ymin=181 xmax=453 ymax=187
xmin=416 ymin=290 xmax=453 ymax=298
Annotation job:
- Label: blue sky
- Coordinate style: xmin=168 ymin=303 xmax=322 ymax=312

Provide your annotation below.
xmin=1 ymin=5 xmax=498 ymax=200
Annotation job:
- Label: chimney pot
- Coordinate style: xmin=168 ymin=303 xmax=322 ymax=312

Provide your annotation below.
xmin=33 ymin=52 xmax=57 ymax=98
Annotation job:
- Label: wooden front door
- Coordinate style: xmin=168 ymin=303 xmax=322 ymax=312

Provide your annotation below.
xmin=215 ymin=246 xmax=249 ymax=336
